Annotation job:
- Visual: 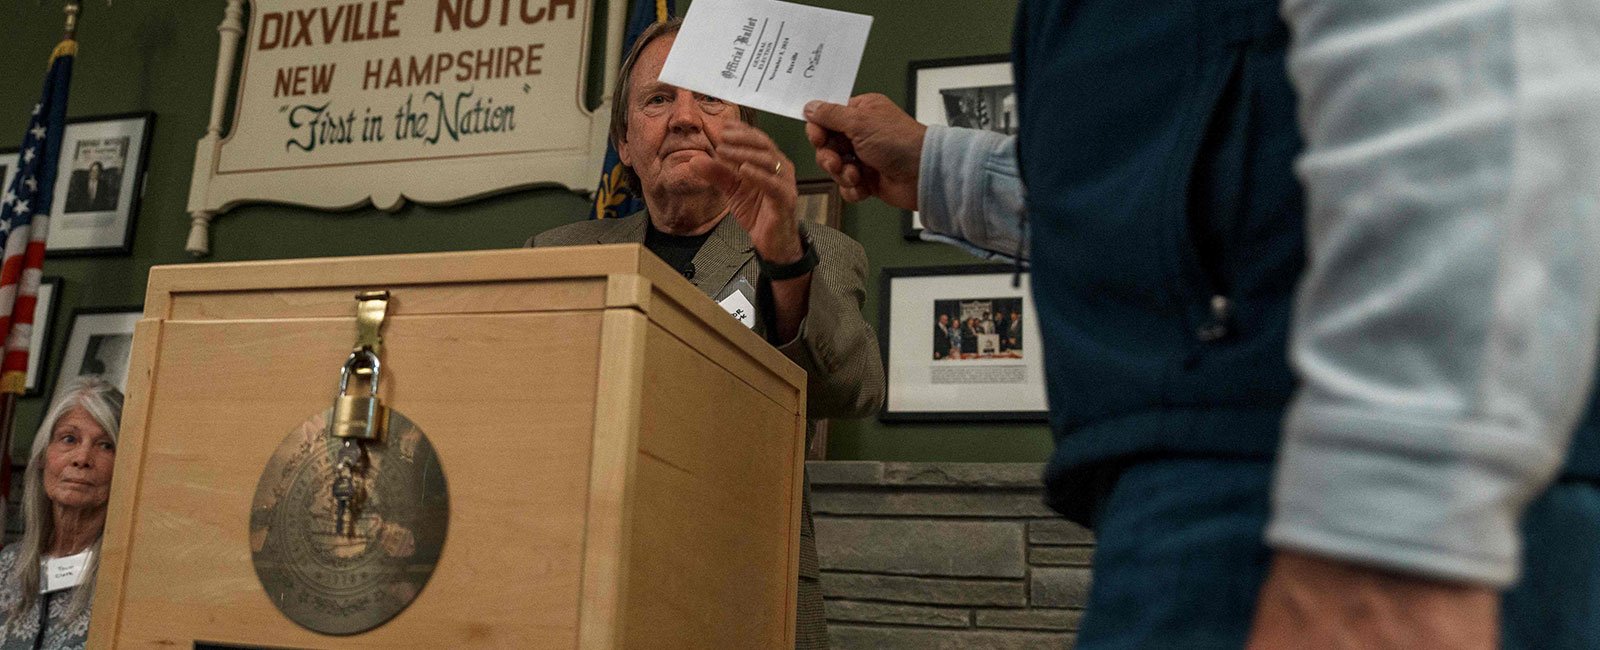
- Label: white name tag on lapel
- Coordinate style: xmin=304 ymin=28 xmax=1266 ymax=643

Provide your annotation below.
xmin=41 ymin=549 xmax=92 ymax=594
xmin=718 ymin=291 xmax=758 ymax=329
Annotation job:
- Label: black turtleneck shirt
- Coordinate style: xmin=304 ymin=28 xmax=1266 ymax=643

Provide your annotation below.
xmin=644 ymin=219 xmax=713 ymax=280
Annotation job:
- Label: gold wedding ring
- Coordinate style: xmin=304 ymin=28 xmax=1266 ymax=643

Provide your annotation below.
xmin=773 ymin=162 xmax=784 ymax=176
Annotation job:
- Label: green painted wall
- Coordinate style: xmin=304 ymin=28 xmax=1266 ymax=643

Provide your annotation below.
xmin=0 ymin=0 xmax=1048 ymax=463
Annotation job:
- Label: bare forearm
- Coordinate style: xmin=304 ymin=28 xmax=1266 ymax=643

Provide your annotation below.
xmin=1248 ymin=551 xmax=1497 ymax=650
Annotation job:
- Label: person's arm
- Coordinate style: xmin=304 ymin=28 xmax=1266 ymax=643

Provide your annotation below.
xmin=769 ymin=227 xmax=885 ymax=419
xmin=917 ymin=125 xmax=1028 ymax=262
xmin=695 ymin=121 xmax=886 ymax=418
xmin=1250 ymin=551 xmax=1500 ymax=649
xmin=804 ymin=97 xmax=1028 ymax=260
xmin=694 ymin=121 xmax=810 ymax=341
xmin=1251 ymin=0 xmax=1600 ymax=644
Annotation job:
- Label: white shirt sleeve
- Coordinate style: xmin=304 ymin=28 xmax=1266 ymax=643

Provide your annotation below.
xmin=1268 ymin=0 xmax=1600 ymax=585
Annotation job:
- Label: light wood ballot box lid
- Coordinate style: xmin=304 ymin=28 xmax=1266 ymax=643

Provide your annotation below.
xmin=89 ymin=245 xmax=807 ymax=649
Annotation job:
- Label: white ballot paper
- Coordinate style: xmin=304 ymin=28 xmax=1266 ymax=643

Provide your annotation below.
xmin=658 ymin=0 xmax=872 ymax=120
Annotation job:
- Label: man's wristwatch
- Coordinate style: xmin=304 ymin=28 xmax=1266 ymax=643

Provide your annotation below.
xmin=757 ymin=226 xmax=819 ymax=281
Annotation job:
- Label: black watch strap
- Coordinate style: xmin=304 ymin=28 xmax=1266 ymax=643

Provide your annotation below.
xmin=758 ymin=228 xmax=819 ymax=281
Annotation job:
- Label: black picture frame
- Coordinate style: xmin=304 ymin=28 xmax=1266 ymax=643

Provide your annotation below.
xmin=46 ymin=111 xmax=156 ymax=257
xmin=796 ymin=178 xmax=844 ymax=231
xmin=903 ymin=54 xmax=1015 ymax=240
xmin=879 ymin=264 xmax=1047 ymax=422
xmin=0 ymin=147 xmax=17 ymax=197
xmin=54 ymin=304 xmax=143 ymax=394
xmin=24 ymin=276 xmax=64 ymax=398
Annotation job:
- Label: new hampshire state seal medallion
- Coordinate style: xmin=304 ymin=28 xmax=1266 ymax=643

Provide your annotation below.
xmin=249 ymin=408 xmax=449 ymax=635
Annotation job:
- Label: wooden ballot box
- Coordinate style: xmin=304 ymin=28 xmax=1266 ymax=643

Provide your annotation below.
xmin=87 ymin=246 xmax=807 ymax=648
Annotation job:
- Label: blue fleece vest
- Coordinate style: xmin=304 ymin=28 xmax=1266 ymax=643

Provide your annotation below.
xmin=1014 ymin=0 xmax=1600 ymax=525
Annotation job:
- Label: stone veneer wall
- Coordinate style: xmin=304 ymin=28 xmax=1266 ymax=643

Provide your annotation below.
xmin=808 ymin=461 xmax=1091 ymax=649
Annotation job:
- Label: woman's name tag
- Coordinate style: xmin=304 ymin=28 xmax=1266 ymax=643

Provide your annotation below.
xmin=41 ymin=549 xmax=93 ymax=594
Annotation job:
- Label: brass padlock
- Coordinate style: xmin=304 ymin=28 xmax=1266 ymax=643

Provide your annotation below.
xmin=332 ymin=349 xmax=386 ymax=440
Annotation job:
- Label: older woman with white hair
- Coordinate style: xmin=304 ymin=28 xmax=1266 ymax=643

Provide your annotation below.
xmin=0 ymin=376 xmax=123 ymax=650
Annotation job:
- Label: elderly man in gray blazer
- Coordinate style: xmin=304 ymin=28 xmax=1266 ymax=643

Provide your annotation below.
xmin=531 ymin=18 xmax=884 ymax=649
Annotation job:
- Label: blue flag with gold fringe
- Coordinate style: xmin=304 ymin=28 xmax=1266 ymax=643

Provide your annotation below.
xmin=589 ymin=0 xmax=674 ymax=219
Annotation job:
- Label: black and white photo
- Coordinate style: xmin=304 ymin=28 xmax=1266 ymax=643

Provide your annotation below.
xmin=938 ymin=85 xmax=1017 ymax=135
xmin=904 ymin=55 xmax=1014 ymax=239
xmin=62 ymin=136 xmax=129 ymax=214
xmin=48 ymin=112 xmax=154 ymax=255
xmin=55 ymin=306 xmax=141 ymax=393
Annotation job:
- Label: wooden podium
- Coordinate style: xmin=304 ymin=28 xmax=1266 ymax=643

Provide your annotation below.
xmin=88 ymin=246 xmax=808 ymax=648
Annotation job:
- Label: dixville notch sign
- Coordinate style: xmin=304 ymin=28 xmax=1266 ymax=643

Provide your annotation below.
xmin=186 ymin=0 xmax=627 ymax=255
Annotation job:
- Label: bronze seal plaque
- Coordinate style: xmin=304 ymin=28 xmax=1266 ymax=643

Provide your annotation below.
xmin=250 ymin=409 xmax=448 ymax=635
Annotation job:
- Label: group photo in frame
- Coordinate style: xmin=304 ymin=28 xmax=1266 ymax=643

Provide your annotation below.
xmin=47 ymin=112 xmax=154 ymax=256
xmin=23 ymin=276 xmax=64 ymax=397
xmin=55 ymin=305 xmax=142 ymax=394
xmin=903 ymin=54 xmax=1016 ymax=240
xmin=879 ymin=265 xmax=1047 ymax=422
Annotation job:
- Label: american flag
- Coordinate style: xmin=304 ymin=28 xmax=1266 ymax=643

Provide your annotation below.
xmin=0 ymin=40 xmax=74 ymax=400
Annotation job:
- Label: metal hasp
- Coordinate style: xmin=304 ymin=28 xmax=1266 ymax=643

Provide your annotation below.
xmin=332 ymin=291 xmax=391 ymax=440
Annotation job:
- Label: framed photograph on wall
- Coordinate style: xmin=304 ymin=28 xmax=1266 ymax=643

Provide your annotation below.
xmin=903 ymin=54 xmax=1015 ymax=240
xmin=796 ymin=179 xmax=844 ymax=231
xmin=47 ymin=112 xmax=155 ymax=256
xmin=880 ymin=265 xmax=1047 ymax=422
xmin=24 ymin=276 xmax=64 ymax=397
xmin=0 ymin=148 xmax=17 ymax=196
xmin=55 ymin=306 xmax=141 ymax=394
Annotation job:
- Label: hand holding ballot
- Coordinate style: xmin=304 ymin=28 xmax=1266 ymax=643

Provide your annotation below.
xmin=802 ymin=95 xmax=927 ymax=211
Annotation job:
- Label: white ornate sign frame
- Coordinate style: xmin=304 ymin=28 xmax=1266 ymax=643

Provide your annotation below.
xmin=186 ymin=0 xmax=626 ymax=256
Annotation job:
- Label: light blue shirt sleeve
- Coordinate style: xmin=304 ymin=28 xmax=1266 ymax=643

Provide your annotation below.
xmin=1269 ymin=0 xmax=1600 ymax=586
xmin=916 ymin=125 xmax=1029 ymax=263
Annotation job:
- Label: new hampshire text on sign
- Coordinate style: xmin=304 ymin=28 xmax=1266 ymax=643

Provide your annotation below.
xmin=187 ymin=0 xmax=625 ymax=254
xmin=251 ymin=1 xmax=579 ymax=156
